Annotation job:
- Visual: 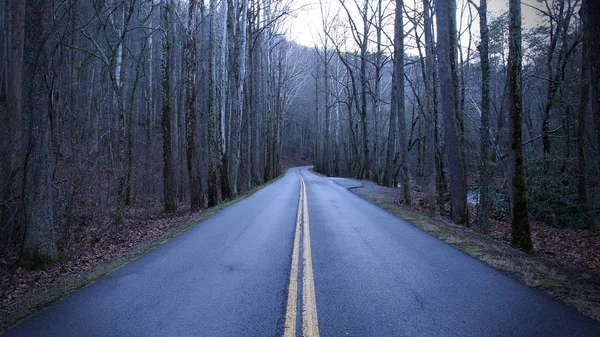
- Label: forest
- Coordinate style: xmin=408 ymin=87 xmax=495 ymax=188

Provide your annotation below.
xmin=0 ymin=0 xmax=599 ymax=267
xmin=1 ymin=0 xmax=298 ymax=265
xmin=285 ymin=0 xmax=600 ymax=254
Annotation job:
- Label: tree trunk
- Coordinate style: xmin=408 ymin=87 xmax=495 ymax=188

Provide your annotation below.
xmin=323 ymin=44 xmax=331 ymax=177
xmin=477 ymin=0 xmax=491 ymax=232
xmin=333 ymin=60 xmax=341 ymax=176
xmin=145 ymin=0 xmax=155 ymax=205
xmin=383 ymin=0 xmax=397 ymax=188
xmin=2 ymin=0 xmax=25 ymax=232
xmin=578 ymin=0 xmax=593 ymax=229
xmin=584 ymin=0 xmax=600 ymax=170
xmin=115 ymin=2 xmax=130 ymax=220
xmin=125 ymin=1 xmax=147 ymax=207
xmin=541 ymin=0 xmax=566 ymax=167
xmin=207 ymin=0 xmax=222 ymax=206
xmin=185 ymin=0 xmax=203 ymax=213
xmin=383 ymin=61 xmax=398 ymax=187
xmin=313 ymin=65 xmax=321 ymax=173
xmin=227 ymin=0 xmax=249 ymax=197
xmin=423 ymin=0 xmax=437 ymax=213
xmin=359 ymin=1 xmax=370 ymax=180
xmin=220 ymin=0 xmax=230 ymax=200
xmin=161 ymin=0 xmax=177 ymax=213
xmin=395 ymin=0 xmax=411 ymax=204
xmin=435 ymin=0 xmax=468 ymax=225
xmin=508 ymin=0 xmax=533 ymax=254
xmin=21 ymin=0 xmax=57 ymax=264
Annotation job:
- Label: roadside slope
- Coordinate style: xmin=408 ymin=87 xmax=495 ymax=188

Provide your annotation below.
xmin=301 ymin=168 xmax=600 ymax=336
xmin=3 ymin=170 xmax=297 ymax=337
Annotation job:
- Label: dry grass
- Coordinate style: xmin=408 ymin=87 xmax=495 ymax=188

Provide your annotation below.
xmin=357 ymin=190 xmax=600 ymax=322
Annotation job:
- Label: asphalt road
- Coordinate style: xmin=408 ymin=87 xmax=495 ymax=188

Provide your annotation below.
xmin=5 ymin=167 xmax=600 ymax=336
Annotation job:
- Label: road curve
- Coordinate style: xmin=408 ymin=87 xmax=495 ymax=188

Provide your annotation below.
xmin=4 ymin=167 xmax=600 ymax=336
xmin=5 ymin=169 xmax=301 ymax=337
xmin=301 ymin=167 xmax=600 ymax=336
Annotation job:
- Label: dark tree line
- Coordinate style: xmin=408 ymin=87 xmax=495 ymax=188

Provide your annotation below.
xmin=0 ymin=0 xmax=296 ymax=264
xmin=284 ymin=0 xmax=600 ymax=254
xmin=2 ymin=0 xmax=599 ymax=262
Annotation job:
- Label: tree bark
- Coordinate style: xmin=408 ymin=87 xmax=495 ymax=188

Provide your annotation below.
xmin=476 ymin=0 xmax=491 ymax=232
xmin=21 ymin=0 xmax=57 ymax=264
xmin=508 ymin=0 xmax=533 ymax=254
xmin=383 ymin=0 xmax=397 ymax=188
xmin=359 ymin=0 xmax=370 ymax=180
xmin=207 ymin=0 xmax=222 ymax=206
xmin=115 ymin=1 xmax=131 ymax=220
xmin=323 ymin=42 xmax=331 ymax=177
xmin=397 ymin=2 xmax=410 ymax=204
xmin=145 ymin=0 xmax=156 ymax=204
xmin=220 ymin=0 xmax=230 ymax=200
xmin=423 ymin=0 xmax=437 ymax=213
xmin=584 ymin=0 xmax=600 ymax=170
xmin=435 ymin=0 xmax=468 ymax=225
xmin=384 ymin=61 xmax=398 ymax=187
xmin=578 ymin=0 xmax=593 ymax=229
xmin=2 ymin=0 xmax=25 ymax=231
xmin=161 ymin=0 xmax=177 ymax=213
xmin=541 ymin=0 xmax=565 ymax=165
xmin=227 ymin=0 xmax=249 ymax=197
xmin=185 ymin=0 xmax=203 ymax=212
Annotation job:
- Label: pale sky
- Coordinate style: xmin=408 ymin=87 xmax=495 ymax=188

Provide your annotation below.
xmin=286 ymin=0 xmax=549 ymax=49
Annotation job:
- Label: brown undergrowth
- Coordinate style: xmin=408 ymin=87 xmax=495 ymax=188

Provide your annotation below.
xmin=0 ymin=178 xmax=279 ymax=334
xmin=351 ymin=180 xmax=600 ymax=322
xmin=281 ymin=155 xmax=312 ymax=171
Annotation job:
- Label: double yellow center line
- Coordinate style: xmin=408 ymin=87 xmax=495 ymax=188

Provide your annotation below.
xmin=284 ymin=170 xmax=320 ymax=337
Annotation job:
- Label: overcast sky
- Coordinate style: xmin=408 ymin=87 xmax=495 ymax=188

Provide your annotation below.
xmin=286 ymin=0 xmax=549 ymax=49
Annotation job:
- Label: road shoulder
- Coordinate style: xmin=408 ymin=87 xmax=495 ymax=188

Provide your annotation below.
xmin=0 ymin=175 xmax=284 ymax=334
xmin=335 ymin=177 xmax=600 ymax=323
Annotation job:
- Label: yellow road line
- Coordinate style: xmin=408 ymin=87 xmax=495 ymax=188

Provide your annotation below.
xmin=284 ymin=170 xmax=320 ymax=337
xmin=283 ymin=170 xmax=303 ymax=337
xmin=300 ymin=174 xmax=320 ymax=337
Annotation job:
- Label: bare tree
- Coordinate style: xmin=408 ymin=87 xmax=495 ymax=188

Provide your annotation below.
xmin=383 ymin=0 xmax=410 ymax=203
xmin=115 ymin=1 xmax=135 ymax=220
xmin=161 ymin=0 xmax=177 ymax=212
xmin=383 ymin=0 xmax=397 ymax=187
xmin=315 ymin=1 xmax=335 ymax=177
xmin=577 ymin=0 xmax=594 ymax=228
xmin=423 ymin=0 xmax=437 ymax=214
xmin=584 ymin=0 xmax=600 ymax=169
xmin=21 ymin=0 xmax=57 ymax=263
xmin=0 ymin=0 xmax=299 ymax=262
xmin=435 ymin=0 xmax=468 ymax=225
xmin=1 ymin=0 xmax=25 ymax=236
xmin=207 ymin=0 xmax=222 ymax=206
xmin=470 ymin=0 xmax=491 ymax=231
xmin=185 ymin=0 xmax=203 ymax=212
xmin=338 ymin=0 xmax=373 ymax=179
xmin=227 ymin=0 xmax=250 ymax=197
xmin=508 ymin=0 xmax=533 ymax=254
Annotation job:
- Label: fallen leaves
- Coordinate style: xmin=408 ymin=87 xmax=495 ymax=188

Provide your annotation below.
xmin=0 ymin=202 xmax=193 ymax=332
xmin=358 ymin=180 xmax=600 ymax=278
xmin=353 ymin=180 xmax=600 ymax=321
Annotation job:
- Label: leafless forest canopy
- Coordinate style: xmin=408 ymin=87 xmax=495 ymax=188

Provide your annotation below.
xmin=0 ymin=0 xmax=599 ymax=262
